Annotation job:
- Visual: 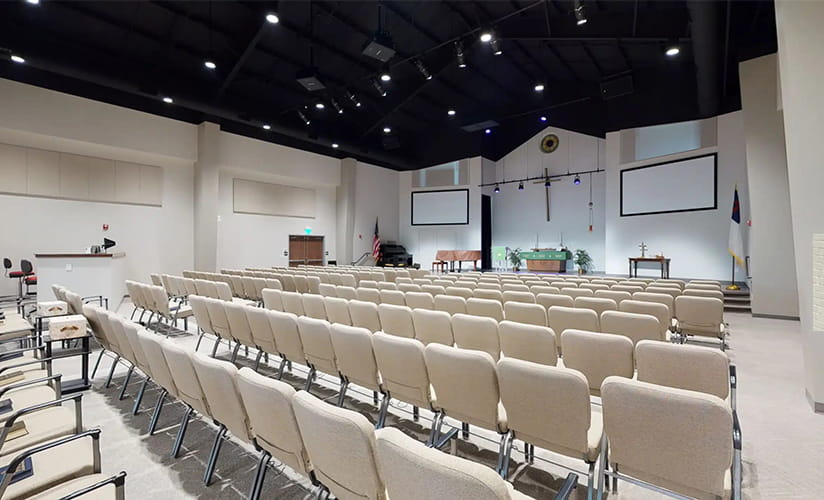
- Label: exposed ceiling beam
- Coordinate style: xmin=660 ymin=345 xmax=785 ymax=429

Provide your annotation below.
xmin=217 ymin=19 xmax=268 ymax=98
xmin=581 ymin=44 xmax=604 ymax=78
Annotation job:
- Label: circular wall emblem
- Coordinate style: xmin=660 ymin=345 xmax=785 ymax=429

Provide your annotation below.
xmin=540 ymin=134 xmax=560 ymax=153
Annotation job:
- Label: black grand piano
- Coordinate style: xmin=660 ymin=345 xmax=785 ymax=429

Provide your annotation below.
xmin=379 ymin=242 xmax=413 ymax=267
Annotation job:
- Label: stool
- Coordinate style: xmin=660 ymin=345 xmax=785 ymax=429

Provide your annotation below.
xmin=5 ymin=257 xmax=27 ymax=301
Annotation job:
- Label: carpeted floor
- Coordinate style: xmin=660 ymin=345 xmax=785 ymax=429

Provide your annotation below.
xmin=37 ymin=301 xmax=824 ymax=499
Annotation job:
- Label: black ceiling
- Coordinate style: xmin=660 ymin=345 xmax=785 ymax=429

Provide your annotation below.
xmin=0 ymin=0 xmax=776 ymax=171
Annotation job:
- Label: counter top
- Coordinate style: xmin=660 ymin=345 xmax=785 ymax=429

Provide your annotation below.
xmin=35 ymin=253 xmax=126 ymax=259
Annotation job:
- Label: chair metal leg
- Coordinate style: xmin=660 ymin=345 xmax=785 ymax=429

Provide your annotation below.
xmin=304 ymin=366 xmax=317 ymax=393
xmin=337 ymin=377 xmax=349 ymax=407
xmin=91 ymin=348 xmax=105 ymax=378
xmin=171 ymin=406 xmax=193 ymax=458
xmin=118 ymin=365 xmax=134 ymax=400
xmin=130 ymin=307 xmax=138 ymax=321
xmin=230 ymin=341 xmax=241 ymax=363
xmin=132 ymin=377 xmax=149 ymax=415
xmin=277 ymin=357 xmax=288 ymax=380
xmin=195 ymin=330 xmax=205 ymax=352
xmin=462 ymin=422 xmax=470 ymax=439
xmin=499 ymin=431 xmax=515 ymax=479
xmin=248 ymin=450 xmax=271 ymax=500
xmin=105 ymin=355 xmax=120 ymax=388
xmin=596 ymin=435 xmax=607 ymax=500
xmin=588 ymin=461 xmax=596 ymax=500
xmin=254 ymin=350 xmax=263 ymax=371
xmin=148 ymin=389 xmax=167 ymax=435
xmin=413 ymin=405 xmax=419 ymax=422
xmin=376 ymin=392 xmax=390 ymax=429
xmin=211 ymin=336 xmax=221 ymax=357
xmin=426 ymin=411 xmax=445 ymax=447
xmin=373 ymin=391 xmax=379 ymax=406
xmin=204 ymin=424 xmax=227 ymax=486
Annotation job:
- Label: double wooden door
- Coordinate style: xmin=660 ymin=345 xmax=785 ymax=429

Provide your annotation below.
xmin=289 ymin=235 xmax=324 ymax=267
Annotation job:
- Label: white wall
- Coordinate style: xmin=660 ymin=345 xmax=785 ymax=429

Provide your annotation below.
xmin=604 ymin=112 xmax=750 ymax=280
xmin=351 ymin=162 xmax=400 ymax=262
xmin=739 ymin=54 xmax=799 ymax=318
xmin=399 ymin=157 xmax=483 ymax=267
xmin=492 ymin=126 xmax=606 ymax=271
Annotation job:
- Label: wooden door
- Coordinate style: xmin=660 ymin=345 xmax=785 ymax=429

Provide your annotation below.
xmin=306 ymin=236 xmax=324 ymax=266
xmin=288 ymin=235 xmax=324 ymax=267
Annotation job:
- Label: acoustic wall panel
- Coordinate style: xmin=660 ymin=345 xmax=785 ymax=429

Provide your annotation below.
xmin=233 ymin=178 xmax=316 ymax=218
xmin=58 ymin=153 xmax=91 ymax=200
xmin=26 ymin=149 xmax=60 ymax=197
xmin=0 ymin=144 xmax=27 ymax=193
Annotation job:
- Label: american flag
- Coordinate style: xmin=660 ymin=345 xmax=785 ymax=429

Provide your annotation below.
xmin=372 ymin=217 xmax=381 ymax=262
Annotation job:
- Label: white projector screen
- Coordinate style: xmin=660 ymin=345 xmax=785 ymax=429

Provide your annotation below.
xmin=411 ymin=189 xmax=469 ymax=225
xmin=621 ymin=153 xmax=717 ymax=216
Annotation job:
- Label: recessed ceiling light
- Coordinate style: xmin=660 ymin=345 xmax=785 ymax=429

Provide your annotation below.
xmin=10 ymin=55 xmax=25 ymax=64
xmin=204 ymin=60 xmax=216 ymax=70
xmin=25 ymin=0 xmax=39 ymax=5
xmin=162 ymin=96 xmax=173 ymax=104
xmin=540 ymin=116 xmax=547 ymax=122
xmin=485 ymin=128 xmax=492 ymax=135
xmin=447 ymin=109 xmax=456 ymax=116
xmin=383 ymin=126 xmax=391 ymax=134
xmin=480 ymin=31 xmax=493 ymax=43
xmin=262 ymin=124 xmax=271 ymax=130
xmin=574 ymin=0 xmax=587 ymax=25
xmin=534 ymin=83 xmax=545 ymax=92
xmin=315 ymin=102 xmax=325 ymax=110
xmin=491 ymin=39 xmax=502 ymax=55
xmin=332 ymin=143 xmax=339 ymax=149
xmin=380 ymin=66 xmax=391 ymax=82
xmin=266 ymin=13 xmax=279 ymax=24
xmin=665 ymin=46 xmax=680 ymax=57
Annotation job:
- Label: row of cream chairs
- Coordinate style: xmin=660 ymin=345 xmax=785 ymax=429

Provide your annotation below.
xmin=184 ymin=294 xmax=740 ymax=500
xmin=85 ymin=303 xmax=577 ymax=500
xmin=156 ymin=274 xmax=273 ymax=305
xmin=125 ymin=280 xmax=192 ymax=335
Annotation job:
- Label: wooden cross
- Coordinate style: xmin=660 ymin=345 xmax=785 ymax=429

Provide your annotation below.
xmin=639 ymin=242 xmax=648 ymax=258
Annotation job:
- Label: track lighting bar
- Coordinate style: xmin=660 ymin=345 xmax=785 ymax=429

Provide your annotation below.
xmin=478 ymin=168 xmax=604 ymax=188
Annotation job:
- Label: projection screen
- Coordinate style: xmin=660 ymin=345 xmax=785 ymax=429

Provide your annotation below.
xmin=411 ymin=189 xmax=469 ymax=225
xmin=621 ymin=153 xmax=717 ymax=216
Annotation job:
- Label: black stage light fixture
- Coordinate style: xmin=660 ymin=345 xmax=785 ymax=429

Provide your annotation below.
xmin=297 ymin=110 xmax=311 ymax=125
xmin=574 ymin=175 xmax=581 ymax=185
xmin=455 ymin=41 xmax=467 ymax=68
xmin=372 ymin=79 xmax=387 ymax=96
xmin=494 ymin=184 xmax=501 ymax=193
xmin=518 ymin=181 xmax=524 ymax=191
xmin=331 ymin=98 xmax=344 ymax=114
xmin=544 ymin=177 xmax=552 ymax=187
xmin=346 ymin=90 xmax=362 ymax=107
xmin=414 ymin=59 xmax=432 ymax=80
xmin=574 ymin=0 xmax=587 ymax=25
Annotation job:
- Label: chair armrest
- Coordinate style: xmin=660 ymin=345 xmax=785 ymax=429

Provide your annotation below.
xmin=553 ymin=473 xmax=579 ymax=500
xmin=0 ymin=394 xmax=83 ymax=448
xmin=732 ymin=410 xmax=742 ymax=451
xmin=0 ymin=374 xmax=62 ymax=399
xmin=0 ymin=357 xmax=54 ymax=375
xmin=729 ymin=365 xmax=737 ymax=411
xmin=0 ymin=429 xmax=102 ymax=498
xmin=60 ymin=470 xmax=126 ymax=500
xmin=731 ymin=410 xmax=742 ymax=500
xmin=0 ymin=345 xmax=46 ymax=358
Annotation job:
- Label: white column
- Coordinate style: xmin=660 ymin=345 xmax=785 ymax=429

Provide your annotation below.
xmin=193 ymin=122 xmax=220 ymax=271
xmin=336 ymin=158 xmax=357 ymax=265
xmin=775 ymin=0 xmax=824 ymax=411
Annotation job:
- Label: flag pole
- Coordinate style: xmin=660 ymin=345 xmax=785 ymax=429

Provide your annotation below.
xmin=727 ymin=255 xmax=740 ymax=290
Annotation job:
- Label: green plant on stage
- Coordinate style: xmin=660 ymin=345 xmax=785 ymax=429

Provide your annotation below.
xmin=574 ymin=248 xmax=593 ymax=274
xmin=508 ymin=247 xmax=522 ymax=271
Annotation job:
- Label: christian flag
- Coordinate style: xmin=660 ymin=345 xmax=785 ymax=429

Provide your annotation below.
xmin=728 ymin=186 xmax=745 ymax=268
xmin=372 ymin=217 xmax=381 ymax=261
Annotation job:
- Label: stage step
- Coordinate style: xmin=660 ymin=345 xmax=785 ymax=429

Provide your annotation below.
xmin=723 ymin=287 xmax=751 ymax=312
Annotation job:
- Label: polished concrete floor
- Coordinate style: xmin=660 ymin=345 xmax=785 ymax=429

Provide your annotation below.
xmin=37 ymin=302 xmax=824 ymax=499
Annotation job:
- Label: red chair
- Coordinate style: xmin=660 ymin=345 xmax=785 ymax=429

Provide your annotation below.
xmin=4 ymin=258 xmax=35 ymax=300
xmin=21 ymin=259 xmax=37 ymax=296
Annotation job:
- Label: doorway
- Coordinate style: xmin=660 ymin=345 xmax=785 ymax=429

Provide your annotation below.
xmin=289 ymin=235 xmax=324 ymax=267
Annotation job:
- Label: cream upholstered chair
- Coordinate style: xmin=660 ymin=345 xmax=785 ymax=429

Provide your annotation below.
xmin=502 ymin=291 xmax=535 ymax=304
xmin=137 ymin=329 xmax=180 ymax=435
xmin=281 ymin=291 xmax=306 ymax=316
xmin=268 ymin=310 xmax=307 ymax=379
xmin=644 ymin=286 xmax=681 ymax=299
xmin=372 ymin=332 xmax=436 ymax=429
xmin=467 ymin=297 xmax=505 ymax=321
xmin=498 ymin=359 xmax=602 ymax=497
xmin=296 ymin=317 xmax=340 ymax=394
xmin=189 ymin=295 xmax=217 ymax=354
xmin=120 ymin=321 xmax=156 ymax=414
xmin=621 ymin=299 xmax=672 ymax=337
xmin=593 ymin=290 xmax=632 ymax=305
xmin=548 ymin=306 xmax=599 ymax=342
xmin=251 ymin=277 xmax=269 ymax=302
xmin=324 ymin=296 xmax=352 ymax=326
xmin=161 ymin=340 xmax=211 ymax=458
xmin=302 ymin=293 xmax=328 ymax=320
xmin=502 ymin=283 xmax=530 ymax=293
xmin=241 ymin=276 xmax=258 ymax=300
xmin=237 ymin=368 xmax=315 ymax=500
xmin=214 ymin=281 xmax=235 ymax=302
xmin=360 ymin=280 xmax=379 ymax=289
xmin=536 ymin=293 xmax=574 ymax=310
xmin=685 ymin=282 xmax=722 ymax=292
xmin=330 ymin=324 xmax=385 ymax=410
xmin=445 ymin=286 xmax=474 ymax=299
xmin=434 ymin=295 xmax=467 ymax=315
xmin=379 ymin=289 xmax=407 ymax=306
xmin=451 ymin=313 xmax=501 ymax=361
xmin=433 ymin=279 xmax=453 ymax=288
xmin=598 ymin=377 xmax=739 ymax=500
xmin=398 ymin=283 xmax=422 ymax=293
xmin=414 ymin=278 xmax=433 ymax=286
xmin=292 ymin=390 xmax=387 ymax=500
xmin=262 ymin=288 xmax=285 ymax=311
xmin=574 ymin=297 xmax=617 ymax=318
xmin=319 ymin=283 xmax=337 ymax=297
xmin=405 ymin=291 xmax=434 ymax=310
xmin=600 ymin=310 xmax=663 ymax=345
xmin=453 ymin=281 xmax=476 ymax=290
xmin=204 ymin=296 xmax=232 ymax=355
xmin=561 ymin=288 xmax=594 ymax=299
xmin=349 ymin=299 xmax=383 ymax=332
xmin=357 ymin=287 xmax=382 ymax=304
xmin=422 ymin=284 xmax=446 ymax=296
xmin=611 ymin=285 xmax=645 ymax=295
xmin=294 ymin=275 xmax=311 ymax=294
xmin=341 ymin=274 xmax=358 ymax=288
xmin=246 ymin=306 xmax=278 ymax=370
xmin=560 ymin=330 xmax=634 ymax=396
xmin=376 ymin=426 xmax=547 ymax=500
xmin=581 ymin=283 xmax=609 ymax=292
xmin=504 ymin=302 xmax=547 ymax=327
xmin=307 ymin=275 xmax=321 ymax=294
xmin=684 ymin=288 xmax=725 ymax=300
xmin=474 ymin=288 xmax=504 ymax=303
xmin=224 ymin=301 xmax=257 ymax=362
xmin=675 ymin=296 xmax=726 ymax=349
xmin=411 ymin=308 xmax=454 ymax=346
xmin=336 ymin=285 xmax=359 ymax=301
xmin=550 ymin=281 xmax=571 ymax=289
xmin=530 ymin=285 xmax=561 ymax=296
xmin=190 ymin=352 xmax=255 ymax=486
xmin=632 ymin=290 xmax=675 ymax=312
xmin=424 ymin=344 xmax=509 ymax=468
xmin=654 ymin=278 xmax=686 ymax=289
xmin=476 ymin=282 xmax=502 ymax=291
xmin=378 ymin=304 xmax=416 ymax=339
xmin=498 ymin=321 xmax=557 ymax=366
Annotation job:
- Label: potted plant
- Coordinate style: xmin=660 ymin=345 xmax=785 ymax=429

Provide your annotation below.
xmin=574 ymin=249 xmax=593 ymax=275
xmin=508 ymin=247 xmax=523 ymax=272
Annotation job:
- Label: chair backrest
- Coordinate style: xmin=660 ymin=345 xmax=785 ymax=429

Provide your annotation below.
xmin=191 ymin=353 xmax=253 ymax=442
xmin=378 ymin=304 xmax=416 ymax=338
xmin=466 ymin=298 xmax=504 ymax=321
xmin=360 ymin=280 xmax=379 ymax=289
xmin=498 ymin=359 xmax=595 ymax=462
xmin=340 ymin=274 xmax=358 ymax=288
xmin=529 ymin=285 xmax=560 ymax=296
xmin=612 ymin=285 xmax=646 ymax=294
xmin=498 ymin=320 xmax=557 ymax=366
xmin=410 ymin=308 xmax=454 ymax=346
xmin=372 ymin=332 xmax=434 ymax=409
xmin=472 ymin=289 xmax=503 ymax=303
xmin=296 ymin=317 xmax=338 ymax=376
xmin=433 ymin=295 xmax=467 ymax=315
xmin=501 ymin=291 xmax=535 ymax=304
xmin=302 ymin=294 xmax=328 ymax=320
xmin=644 ymin=286 xmax=680 ymax=299
xmin=330 ymin=324 xmax=382 ymax=392
xmin=378 ymin=281 xmax=398 ymax=291
xmin=282 ymin=291 xmax=306 ymax=316
xmin=349 ymin=299 xmax=382 ymax=332
xmin=451 ymin=313 xmax=500 ymax=360
xmin=560 ymin=287 xmax=594 ymax=299
xmin=620 ymin=299 xmax=671 ymax=337
xmin=64 ymin=291 xmax=84 ymax=315
xmin=573 ymin=297 xmax=618 ymax=318
xmin=503 ymin=301 xmax=547 ymax=327
xmin=379 ymin=290 xmax=407 ymax=306
xmin=398 ymin=283 xmax=422 ymax=293
xmin=421 ymin=285 xmax=446 ymax=296
xmin=535 ymin=293 xmax=574 ymax=310
xmin=225 ymin=301 xmax=255 ymax=347
xmin=580 ymin=283 xmax=609 ymax=292
xmin=162 ymin=341 xmax=210 ymax=415
xmin=424 ymin=344 xmax=505 ymax=432
xmin=404 ymin=291 xmax=434 ymax=310
xmin=246 ymin=306 xmax=278 ymax=355
xmin=150 ymin=273 xmax=162 ymax=286
xmin=251 ymin=277 xmax=269 ymax=300
xmin=547 ymin=306 xmax=599 ymax=338
xmin=445 ymin=287 xmax=473 ymax=299
xmin=293 ymin=275 xmax=311 ymax=294
xmin=560 ymin=329 xmax=634 ymax=395
xmin=136 ymin=329 xmax=179 ymax=398
xmin=268 ymin=310 xmax=305 ymax=364
xmin=683 ymin=288 xmax=725 ymax=300
xmin=336 ymin=286 xmax=358 ymax=301
xmin=375 ymin=426 xmax=515 ymax=500
xmin=501 ymin=283 xmax=529 ymax=293
xmin=357 ymin=287 xmax=382 ymax=304
xmin=204 ymin=296 xmax=231 ymax=338
xmin=600 ymin=377 xmax=733 ymax=499
xmin=306 ymin=276 xmax=321 ymax=294
xmin=674 ymin=296 xmax=724 ymax=337
xmin=635 ymin=341 xmax=730 ymax=400
xmin=600 ymin=310 xmax=663 ymax=345
xmin=632 ymin=291 xmax=675 ymax=312
xmin=292 ymin=391 xmax=386 ymax=500
xmin=654 ymin=279 xmax=686 ymax=289
xmin=194 ymin=279 xmax=218 ymax=298
xmin=323 ymin=296 xmax=352 ymax=326
xmin=236 ymin=368 xmax=312 ymax=477
xmin=593 ymin=289 xmax=632 ymax=305
xmin=318 ymin=283 xmax=338 ymax=297
xmin=262 ymin=288 xmax=284 ymax=312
